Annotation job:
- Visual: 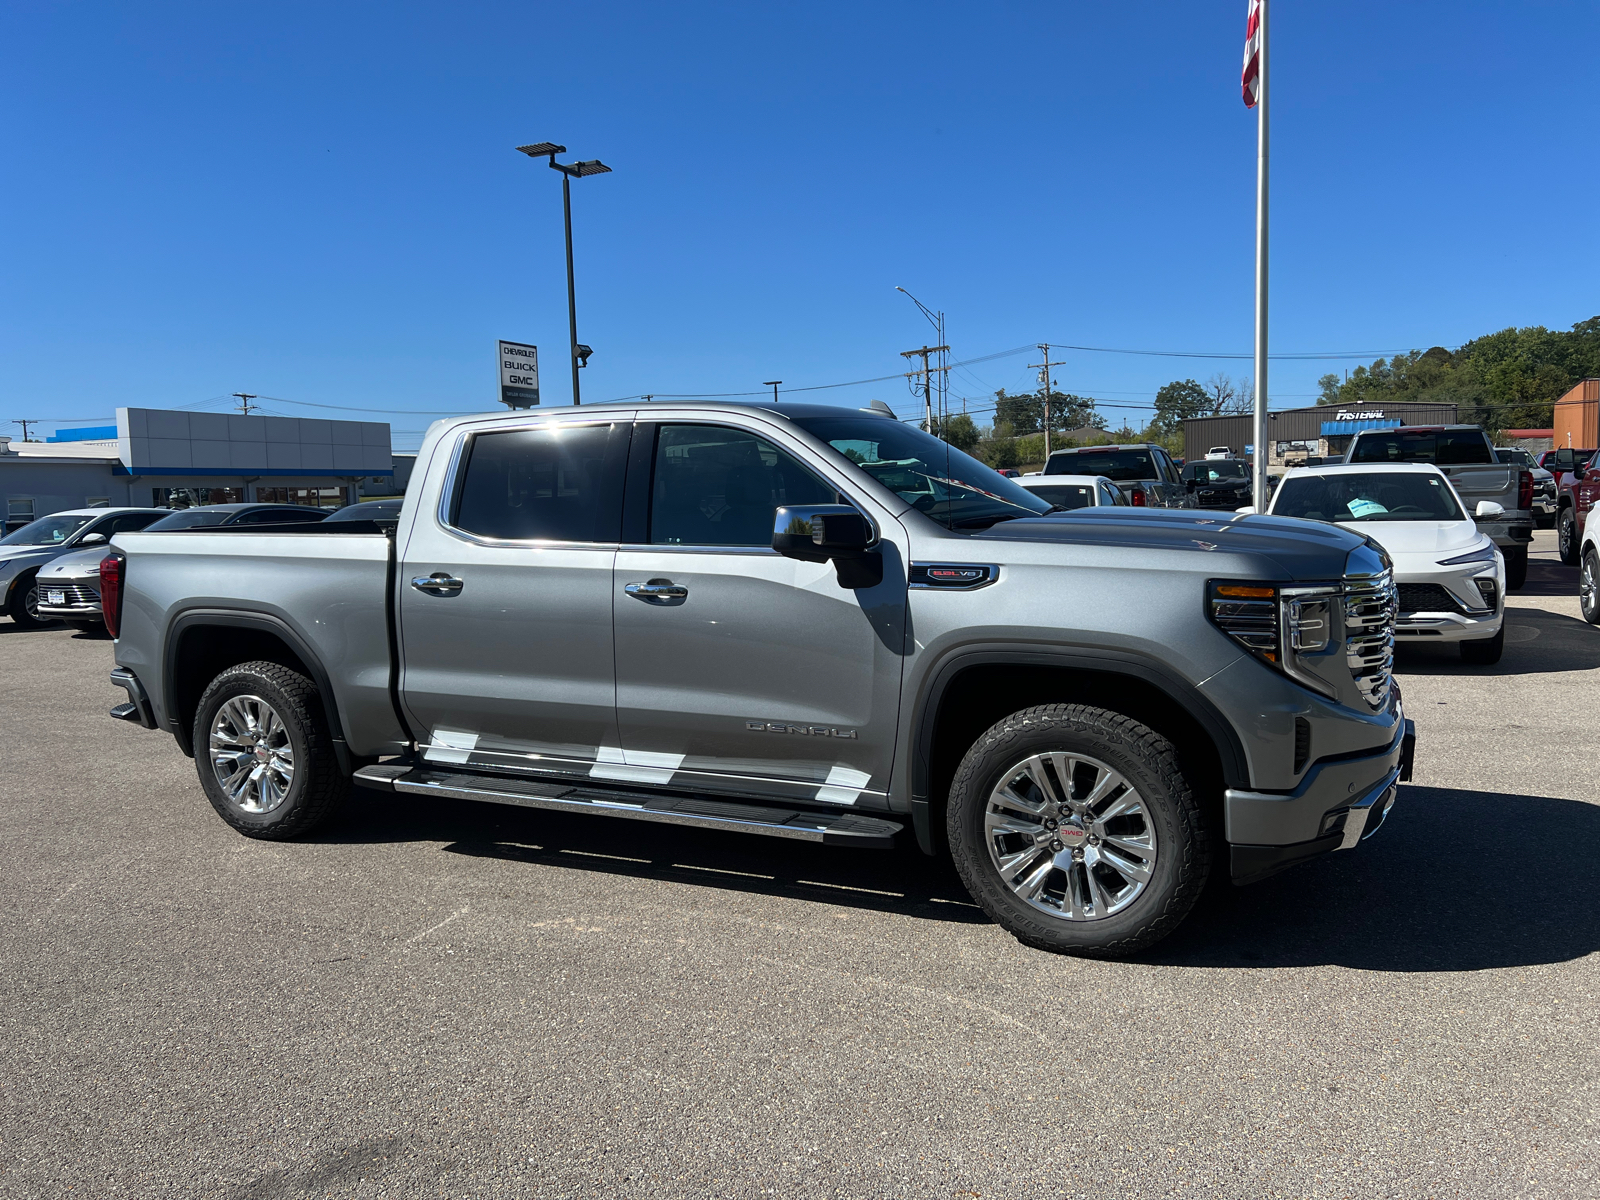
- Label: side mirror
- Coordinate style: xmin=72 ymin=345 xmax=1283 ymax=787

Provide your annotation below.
xmin=79 ymin=532 xmax=108 ymax=545
xmin=772 ymin=505 xmax=881 ymax=589
xmin=1475 ymin=500 xmax=1505 ymax=519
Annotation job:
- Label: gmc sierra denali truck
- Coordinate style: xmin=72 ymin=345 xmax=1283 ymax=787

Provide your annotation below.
xmin=102 ymin=400 xmax=1413 ymax=957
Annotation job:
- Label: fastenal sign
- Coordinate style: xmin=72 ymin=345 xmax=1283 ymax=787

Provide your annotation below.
xmin=498 ymin=340 xmax=540 ymax=408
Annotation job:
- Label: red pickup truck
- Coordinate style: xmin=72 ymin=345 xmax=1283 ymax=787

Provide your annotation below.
xmin=1545 ymin=449 xmax=1600 ymax=564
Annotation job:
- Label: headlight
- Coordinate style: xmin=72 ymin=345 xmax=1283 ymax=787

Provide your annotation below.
xmin=1208 ymin=580 xmax=1341 ymax=698
xmin=1437 ymin=543 xmax=1497 ymax=568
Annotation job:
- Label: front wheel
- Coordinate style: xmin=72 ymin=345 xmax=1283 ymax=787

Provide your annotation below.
xmin=1581 ymin=549 xmax=1600 ymax=625
xmin=6 ymin=573 xmax=52 ymax=630
xmin=946 ymin=704 xmax=1211 ymax=958
xmin=193 ymin=661 xmax=349 ymax=839
xmin=1558 ymin=510 xmax=1579 ymax=565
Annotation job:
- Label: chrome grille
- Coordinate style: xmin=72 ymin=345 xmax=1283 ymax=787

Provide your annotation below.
xmin=38 ymin=583 xmax=99 ymax=606
xmin=1344 ymin=570 xmax=1395 ymax=710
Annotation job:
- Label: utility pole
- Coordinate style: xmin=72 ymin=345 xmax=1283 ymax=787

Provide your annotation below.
xmin=1028 ymin=344 xmax=1057 ymax=458
xmin=11 ymin=419 xmax=39 ymax=442
xmin=232 ymin=393 xmax=258 ymax=416
xmin=900 ymin=345 xmax=948 ymax=433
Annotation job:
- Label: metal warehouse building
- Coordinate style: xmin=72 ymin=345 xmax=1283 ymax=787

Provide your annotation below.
xmin=1183 ymin=401 xmax=1460 ymax=467
xmin=2 ymin=407 xmax=393 ymax=533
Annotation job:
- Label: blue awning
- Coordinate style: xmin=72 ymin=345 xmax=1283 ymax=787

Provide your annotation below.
xmin=1321 ymin=418 xmax=1400 ymax=437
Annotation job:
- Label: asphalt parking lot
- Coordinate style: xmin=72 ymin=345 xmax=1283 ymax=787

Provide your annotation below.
xmin=3 ymin=529 xmax=1598 ymax=1199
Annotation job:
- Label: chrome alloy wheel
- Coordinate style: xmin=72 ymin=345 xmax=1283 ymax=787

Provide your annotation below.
xmin=984 ymin=752 xmax=1158 ymax=922
xmin=209 ymin=695 xmax=296 ymax=814
xmin=1582 ymin=553 xmax=1600 ymax=623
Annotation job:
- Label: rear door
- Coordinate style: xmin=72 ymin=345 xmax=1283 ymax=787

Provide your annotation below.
xmin=398 ymin=417 xmax=631 ymax=777
xmin=611 ymin=419 xmax=906 ymax=807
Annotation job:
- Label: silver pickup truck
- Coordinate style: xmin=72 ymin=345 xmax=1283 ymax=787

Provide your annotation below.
xmin=103 ymin=400 xmax=1413 ymax=957
xmin=1346 ymin=424 xmax=1534 ymax=589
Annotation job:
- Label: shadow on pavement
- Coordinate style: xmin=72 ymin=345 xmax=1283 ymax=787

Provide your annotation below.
xmin=324 ymin=788 xmax=989 ymax=924
xmin=1395 ymin=604 xmax=1600 ymax=676
xmin=1150 ymin=785 xmax=1600 ymax=971
xmin=1515 ymin=553 xmax=1579 ymax=599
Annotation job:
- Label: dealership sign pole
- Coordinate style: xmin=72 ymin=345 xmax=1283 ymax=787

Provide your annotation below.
xmin=1242 ymin=0 xmax=1268 ymax=511
xmin=498 ymin=340 xmax=540 ymax=409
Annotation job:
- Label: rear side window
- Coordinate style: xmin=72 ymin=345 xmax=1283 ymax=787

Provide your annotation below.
xmin=1046 ymin=449 xmax=1156 ymax=481
xmin=453 ymin=423 xmax=622 ymax=542
xmin=100 ymin=512 xmax=165 ymax=535
xmin=1349 ymin=430 xmax=1493 ymax=465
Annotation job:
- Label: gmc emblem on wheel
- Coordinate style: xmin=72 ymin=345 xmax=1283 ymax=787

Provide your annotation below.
xmin=746 ymin=721 xmax=858 ymax=739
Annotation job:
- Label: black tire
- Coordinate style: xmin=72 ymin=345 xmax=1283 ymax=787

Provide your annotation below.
xmin=1504 ymin=545 xmax=1528 ymax=591
xmin=1558 ymin=509 xmax=1579 ymax=565
xmin=1460 ymin=624 xmax=1505 ymax=665
xmin=192 ymin=661 xmax=349 ymax=840
xmin=946 ymin=704 xmax=1211 ymax=958
xmin=5 ymin=572 xmax=52 ymax=629
xmin=1581 ymin=548 xmax=1600 ymax=626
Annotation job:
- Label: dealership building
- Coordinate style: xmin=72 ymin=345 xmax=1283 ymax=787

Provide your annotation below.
xmin=1183 ymin=401 xmax=1461 ymax=467
xmin=2 ymin=407 xmax=393 ymax=533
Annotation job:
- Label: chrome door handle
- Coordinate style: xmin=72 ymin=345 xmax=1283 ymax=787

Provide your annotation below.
xmin=625 ymin=579 xmax=688 ymax=603
xmin=411 ymin=573 xmax=464 ymax=594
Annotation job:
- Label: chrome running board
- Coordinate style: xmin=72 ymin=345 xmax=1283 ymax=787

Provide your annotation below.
xmin=353 ymin=764 xmax=902 ymax=849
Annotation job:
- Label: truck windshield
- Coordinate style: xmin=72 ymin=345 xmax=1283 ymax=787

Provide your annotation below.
xmin=789 ymin=417 xmax=1052 ymax=529
xmin=1348 ymin=429 xmax=1493 ymax=465
xmin=1186 ymin=461 xmax=1248 ymax=481
xmin=1045 ymin=449 xmax=1157 ymax=481
xmin=1274 ymin=472 xmax=1465 ymax=523
xmin=0 ymin=514 xmax=96 ymax=546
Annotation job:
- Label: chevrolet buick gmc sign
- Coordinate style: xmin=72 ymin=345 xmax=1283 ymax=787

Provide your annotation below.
xmin=498 ymin=340 xmax=540 ymax=408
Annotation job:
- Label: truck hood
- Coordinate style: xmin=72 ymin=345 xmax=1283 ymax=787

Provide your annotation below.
xmin=976 ymin=508 xmax=1372 ymax=580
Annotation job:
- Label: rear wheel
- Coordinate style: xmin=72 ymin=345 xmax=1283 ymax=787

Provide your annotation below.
xmin=946 ymin=704 xmax=1210 ymax=958
xmin=1558 ymin=509 xmax=1579 ymax=565
xmin=1460 ymin=624 xmax=1505 ymax=665
xmin=1581 ymin=549 xmax=1600 ymax=625
xmin=5 ymin=572 xmax=52 ymax=629
xmin=1504 ymin=546 xmax=1528 ymax=590
xmin=192 ymin=661 xmax=349 ymax=839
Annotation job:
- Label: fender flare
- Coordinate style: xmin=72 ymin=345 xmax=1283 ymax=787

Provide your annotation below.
xmin=164 ymin=608 xmax=353 ymax=774
xmin=906 ymin=645 xmax=1250 ymax=855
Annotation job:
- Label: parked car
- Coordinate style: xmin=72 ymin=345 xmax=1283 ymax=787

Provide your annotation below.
xmin=1010 ymin=474 xmax=1127 ymax=510
xmin=325 ymin=498 xmax=404 ymax=523
xmin=103 ymin=400 xmax=1412 ymax=958
xmin=1180 ymin=458 xmax=1254 ymax=509
xmin=1549 ymin=448 xmax=1600 ymax=565
xmin=34 ymin=503 xmax=329 ymax=628
xmin=1267 ymin=463 xmax=1505 ymax=664
xmin=1043 ymin=443 xmax=1192 ymax=508
xmin=1346 ymin=425 xmax=1533 ymax=590
xmin=1495 ymin=448 xmax=1557 ymax=528
xmin=1580 ymin=498 xmax=1600 ymax=625
xmin=0 ymin=508 xmax=169 ymax=629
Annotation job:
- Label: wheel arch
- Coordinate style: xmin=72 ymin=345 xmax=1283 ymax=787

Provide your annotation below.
xmin=907 ymin=648 xmax=1248 ymax=857
xmin=164 ymin=609 xmax=352 ymax=773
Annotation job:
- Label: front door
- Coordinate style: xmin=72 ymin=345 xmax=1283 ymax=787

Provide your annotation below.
xmin=612 ymin=421 xmax=906 ymax=808
xmin=399 ymin=417 xmax=630 ymax=777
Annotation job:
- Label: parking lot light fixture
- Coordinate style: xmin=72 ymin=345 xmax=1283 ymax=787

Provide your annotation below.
xmin=516 ymin=142 xmax=613 ymax=405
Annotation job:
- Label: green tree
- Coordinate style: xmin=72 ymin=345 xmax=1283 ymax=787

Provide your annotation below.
xmin=992 ymin=388 xmax=1105 ymax=434
xmin=1150 ymin=378 xmax=1211 ymax=438
xmin=929 ymin=411 xmax=980 ymax=452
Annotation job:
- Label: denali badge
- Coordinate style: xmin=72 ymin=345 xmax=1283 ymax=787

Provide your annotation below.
xmin=746 ymin=721 xmax=859 ymax=739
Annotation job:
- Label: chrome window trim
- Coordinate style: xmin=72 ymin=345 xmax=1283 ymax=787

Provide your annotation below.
xmin=433 ymin=418 xmax=627 ymax=551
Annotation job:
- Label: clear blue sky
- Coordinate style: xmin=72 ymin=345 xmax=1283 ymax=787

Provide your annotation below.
xmin=4 ymin=1 xmax=1596 ymax=450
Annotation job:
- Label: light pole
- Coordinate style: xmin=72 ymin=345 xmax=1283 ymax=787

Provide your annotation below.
xmin=763 ymin=381 xmax=782 ymax=403
xmin=517 ymin=142 xmax=612 ymax=405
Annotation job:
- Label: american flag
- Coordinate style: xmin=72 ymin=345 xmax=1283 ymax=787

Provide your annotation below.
xmin=1241 ymin=0 xmax=1262 ymax=108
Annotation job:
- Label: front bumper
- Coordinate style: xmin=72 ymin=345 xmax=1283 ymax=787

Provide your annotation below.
xmin=37 ymin=601 xmax=102 ymax=619
xmin=1227 ymin=716 xmax=1414 ymax=884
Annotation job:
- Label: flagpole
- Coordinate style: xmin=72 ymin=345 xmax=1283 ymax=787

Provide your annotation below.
xmin=1252 ymin=0 xmax=1270 ymax=512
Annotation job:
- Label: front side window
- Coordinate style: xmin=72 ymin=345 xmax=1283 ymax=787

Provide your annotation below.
xmin=1274 ymin=472 xmax=1465 ymax=523
xmin=789 ymin=416 xmax=1051 ymax=530
xmin=452 ymin=423 xmax=619 ymax=543
xmin=650 ymin=425 xmax=837 ymax=546
xmin=0 ymin=513 xmax=95 ymax=546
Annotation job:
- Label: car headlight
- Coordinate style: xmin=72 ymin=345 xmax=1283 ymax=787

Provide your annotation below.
xmin=1207 ymin=580 xmax=1341 ymax=698
xmin=1437 ymin=543 xmax=1497 ymax=568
